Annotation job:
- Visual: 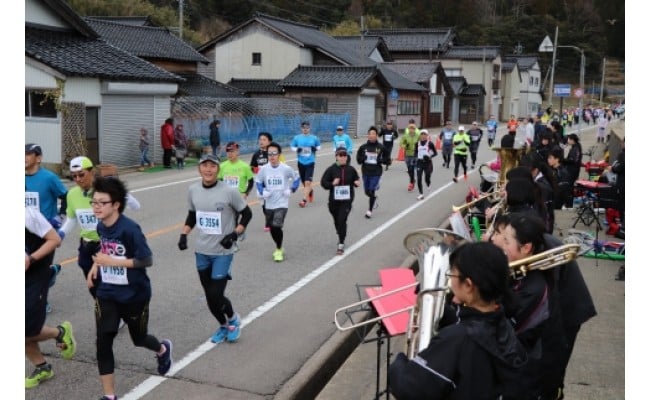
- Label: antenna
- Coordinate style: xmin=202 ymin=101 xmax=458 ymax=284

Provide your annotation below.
xmin=178 ymin=0 xmax=184 ymax=39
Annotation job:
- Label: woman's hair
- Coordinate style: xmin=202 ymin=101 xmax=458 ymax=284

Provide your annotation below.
xmin=549 ymin=147 xmax=564 ymax=162
xmin=506 ymin=177 xmax=536 ymax=207
xmin=449 ymin=242 xmax=510 ymax=303
xmin=567 ymin=133 xmax=580 ymax=143
xmin=520 ymin=153 xmax=557 ymax=190
xmin=506 ymin=166 xmax=532 ymax=181
xmin=93 ymin=176 xmax=127 ymax=213
xmin=506 ymin=212 xmax=547 ymax=254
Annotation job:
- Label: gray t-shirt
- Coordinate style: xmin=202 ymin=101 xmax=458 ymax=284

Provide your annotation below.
xmin=187 ymin=181 xmax=247 ymax=255
xmin=255 ymin=163 xmax=299 ymax=209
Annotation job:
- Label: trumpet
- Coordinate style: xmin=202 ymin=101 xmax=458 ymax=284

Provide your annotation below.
xmin=509 ymin=243 xmax=580 ymax=278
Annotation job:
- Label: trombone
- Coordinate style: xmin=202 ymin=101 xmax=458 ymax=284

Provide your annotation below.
xmin=509 ymin=243 xmax=580 ymax=278
xmin=451 ymin=191 xmax=500 ymax=213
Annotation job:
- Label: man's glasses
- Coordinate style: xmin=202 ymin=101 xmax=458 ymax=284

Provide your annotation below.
xmin=90 ymin=200 xmax=112 ymax=207
xmin=445 ymin=272 xmax=463 ymax=279
xmin=71 ymin=172 xmax=86 ymax=179
xmin=268 ymin=151 xmax=279 ymax=156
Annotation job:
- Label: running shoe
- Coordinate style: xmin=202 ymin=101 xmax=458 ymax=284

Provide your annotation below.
xmin=365 ymin=211 xmax=372 ymax=219
xmin=452 ymin=177 xmax=458 ymax=183
xmin=156 ymin=339 xmax=173 ymax=375
xmin=211 ymin=326 xmax=229 ymax=343
xmin=226 ymin=323 xmax=241 ymax=342
xmin=228 ymin=313 xmax=241 ymax=327
xmin=407 ymin=183 xmax=414 ymax=192
xmin=46 ymin=303 xmax=52 ymax=313
xmin=99 ymin=396 xmax=118 ymax=400
xmin=336 ymin=243 xmax=345 ymax=255
xmin=56 ymin=321 xmax=76 ymax=360
xmin=118 ymin=319 xmax=126 ymax=330
xmin=308 ymin=190 xmax=314 ymax=202
xmin=273 ymin=248 xmax=284 ymax=262
xmin=298 ymin=199 xmax=307 ymax=208
xmin=25 ymin=363 xmax=53 ymax=389
xmin=464 ymin=174 xmax=468 ymax=181
xmin=263 ymin=226 xmax=270 ymax=232
xmin=49 ymin=264 xmax=61 ymax=288
xmin=417 ymin=194 xmax=424 ymax=200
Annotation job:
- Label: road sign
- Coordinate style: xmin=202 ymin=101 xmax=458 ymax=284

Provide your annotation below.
xmin=539 ymin=35 xmax=553 ymax=52
xmin=390 ymin=89 xmax=399 ymax=100
xmin=574 ymin=88 xmax=584 ymax=98
xmin=554 ymin=84 xmax=571 ymax=97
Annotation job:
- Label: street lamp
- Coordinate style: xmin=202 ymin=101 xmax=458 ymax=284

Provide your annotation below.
xmin=539 ymin=31 xmax=586 ymax=136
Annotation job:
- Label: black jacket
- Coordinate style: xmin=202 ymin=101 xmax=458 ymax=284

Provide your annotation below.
xmin=379 ymin=127 xmax=398 ymax=146
xmin=565 ymin=143 xmax=583 ymax=181
xmin=389 ymin=305 xmax=527 ymax=400
xmin=209 ymin=121 xmax=221 ymax=147
xmin=356 ymin=141 xmax=388 ymax=176
xmin=468 ymin=128 xmax=483 ymax=151
xmin=320 ymin=162 xmax=360 ymax=203
xmin=611 ymin=148 xmax=625 ymax=195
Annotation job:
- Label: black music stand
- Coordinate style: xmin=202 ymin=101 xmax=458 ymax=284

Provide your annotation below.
xmin=572 ymin=180 xmax=617 ymax=266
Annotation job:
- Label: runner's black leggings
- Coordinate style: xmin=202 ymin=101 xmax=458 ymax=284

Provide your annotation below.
xmin=198 ymin=269 xmax=233 ymax=325
xmin=416 ymin=164 xmax=432 ymax=194
xmin=96 ymin=299 xmax=161 ymax=375
xmin=270 ymin=227 xmax=283 ymax=248
xmin=405 ymin=157 xmax=416 ymax=183
xmin=328 ymin=201 xmax=352 ymax=244
xmin=454 ymin=153 xmax=468 ymax=177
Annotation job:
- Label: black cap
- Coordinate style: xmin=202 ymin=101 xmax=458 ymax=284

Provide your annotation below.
xmin=335 ymin=148 xmax=348 ymax=156
xmin=25 ymin=143 xmax=42 ymax=155
xmin=301 ymin=121 xmax=310 ymax=127
xmin=199 ymin=154 xmax=220 ymax=165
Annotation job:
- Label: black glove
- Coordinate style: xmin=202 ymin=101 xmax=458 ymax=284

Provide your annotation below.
xmin=296 ymin=148 xmax=302 ymax=153
xmin=311 ymin=146 xmax=317 ymax=153
xmin=220 ymin=232 xmax=239 ymax=249
xmin=178 ymin=234 xmax=187 ymax=251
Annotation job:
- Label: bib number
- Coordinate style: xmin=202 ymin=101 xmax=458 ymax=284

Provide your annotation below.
xmin=301 ymin=147 xmax=312 ymax=156
xmin=76 ymin=209 xmax=98 ymax=231
xmin=417 ymin=147 xmax=429 ymax=159
xmin=335 ymin=141 xmax=346 ymax=149
xmin=100 ymin=261 xmax=128 ymax=285
xmin=334 ymin=185 xmax=351 ymax=200
xmin=25 ymin=192 xmax=39 ymax=210
xmin=197 ymin=211 xmax=222 ymax=235
xmin=384 ymin=133 xmax=393 ymax=142
xmin=224 ymin=176 xmax=239 ymax=189
xmin=265 ymin=176 xmax=284 ymax=190
xmin=366 ymin=152 xmax=378 ymax=165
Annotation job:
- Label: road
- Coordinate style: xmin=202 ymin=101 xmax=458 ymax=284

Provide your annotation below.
xmin=25 ymin=123 xmax=600 ymax=400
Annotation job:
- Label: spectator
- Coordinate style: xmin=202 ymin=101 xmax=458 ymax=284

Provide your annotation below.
xmin=160 ymin=118 xmax=174 ymax=169
xmin=209 ymin=117 xmax=221 ymax=158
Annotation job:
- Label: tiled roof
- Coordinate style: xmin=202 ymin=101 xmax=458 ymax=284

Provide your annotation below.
xmin=176 ymin=73 xmax=245 ymax=97
xmin=228 ymin=79 xmax=284 ymax=94
xmin=381 ymin=62 xmax=440 ymax=84
xmin=279 ymin=66 xmax=377 ymax=88
xmin=26 ymin=26 xmax=182 ymax=82
xmin=199 ymin=13 xmax=373 ymax=66
xmin=366 ymin=28 xmax=455 ymax=52
xmin=503 ymin=55 xmax=538 ymax=71
xmin=443 ymin=46 xmax=500 ymax=60
xmin=85 ymin=18 xmax=208 ymax=63
xmin=335 ymin=35 xmax=392 ymax=61
xmin=87 ymin=16 xmax=154 ymax=27
xmin=502 ymin=61 xmax=516 ymax=72
xmin=376 ymin=64 xmax=428 ymax=91
xmin=460 ymin=84 xmax=485 ymax=96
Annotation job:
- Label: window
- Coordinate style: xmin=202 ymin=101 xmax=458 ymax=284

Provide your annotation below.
xmin=530 ymin=77 xmax=534 ymax=86
xmin=429 ymin=95 xmax=444 ymax=113
xmin=397 ymin=100 xmax=420 ymax=115
xmin=534 ymin=77 xmax=539 ymax=87
xmin=446 ymin=68 xmax=461 ymax=77
xmin=252 ymin=52 xmax=261 ymax=65
xmin=25 ymin=90 xmax=57 ymax=118
xmin=302 ymin=97 xmax=327 ymax=113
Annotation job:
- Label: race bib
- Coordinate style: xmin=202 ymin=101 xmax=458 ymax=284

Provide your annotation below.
xmin=100 ymin=260 xmax=128 ymax=285
xmin=334 ymin=185 xmax=351 ymax=200
xmin=366 ymin=152 xmax=378 ymax=165
xmin=417 ymin=146 xmax=429 ymax=159
xmin=224 ymin=176 xmax=240 ymax=189
xmin=76 ymin=209 xmax=98 ymax=231
xmin=335 ymin=141 xmax=346 ymax=149
xmin=196 ymin=211 xmax=222 ymax=235
xmin=265 ymin=175 xmax=284 ymax=190
xmin=384 ymin=133 xmax=393 ymax=142
xmin=301 ymin=147 xmax=312 ymax=156
xmin=471 ymin=135 xmax=479 ymax=142
xmin=25 ymin=192 xmax=39 ymax=210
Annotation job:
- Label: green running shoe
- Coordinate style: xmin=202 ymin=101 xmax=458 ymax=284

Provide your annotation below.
xmin=25 ymin=363 xmax=53 ymax=388
xmin=56 ymin=321 xmax=76 ymax=360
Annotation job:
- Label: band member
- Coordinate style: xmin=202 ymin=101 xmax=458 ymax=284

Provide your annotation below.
xmin=389 ymin=242 xmax=527 ymax=400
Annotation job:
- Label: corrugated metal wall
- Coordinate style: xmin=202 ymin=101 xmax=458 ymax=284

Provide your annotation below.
xmin=357 ymin=95 xmax=375 ymax=136
xmin=101 ymin=95 xmax=170 ymax=168
xmin=328 ymin=97 xmax=358 ymax=138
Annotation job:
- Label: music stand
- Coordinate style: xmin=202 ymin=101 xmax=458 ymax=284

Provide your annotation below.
xmin=572 ymin=180 xmax=616 ymax=266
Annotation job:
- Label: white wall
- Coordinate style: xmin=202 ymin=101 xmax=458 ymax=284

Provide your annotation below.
xmin=213 ymin=24 xmax=308 ymax=82
xmin=25 ymin=0 xmax=69 ymax=28
xmin=63 ymin=78 xmax=102 ymax=106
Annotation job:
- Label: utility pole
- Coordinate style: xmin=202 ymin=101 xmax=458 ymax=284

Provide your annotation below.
xmin=548 ymin=26 xmax=558 ymax=107
xmin=179 ymin=0 xmax=184 ymax=39
xmin=600 ymin=57 xmax=607 ymax=104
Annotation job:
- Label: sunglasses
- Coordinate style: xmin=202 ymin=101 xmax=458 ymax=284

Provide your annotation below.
xmin=268 ymin=151 xmax=280 ymax=156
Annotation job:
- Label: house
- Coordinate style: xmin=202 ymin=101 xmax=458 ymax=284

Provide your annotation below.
xmin=381 ymin=62 xmax=453 ymax=128
xmin=25 ymin=0 xmax=182 ymax=171
xmin=279 ymin=65 xmax=426 ymax=138
xmin=365 ymin=28 xmax=455 ymax=61
xmin=335 ymin=35 xmax=394 ymax=63
xmin=502 ymin=55 xmax=543 ymax=117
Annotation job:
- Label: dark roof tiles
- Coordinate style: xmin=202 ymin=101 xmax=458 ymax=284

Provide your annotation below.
xmin=228 ymin=79 xmax=284 ymax=94
xmin=176 ymin=73 xmax=244 ymax=97
xmin=443 ymin=46 xmax=500 ymax=60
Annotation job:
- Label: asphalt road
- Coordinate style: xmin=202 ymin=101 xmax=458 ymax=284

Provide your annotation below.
xmin=25 ymin=122 xmax=605 ymax=400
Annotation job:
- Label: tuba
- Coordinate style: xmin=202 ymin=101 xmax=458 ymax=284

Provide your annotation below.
xmin=333 ymin=228 xmax=465 ymax=359
xmin=493 ymin=147 xmax=526 ymax=187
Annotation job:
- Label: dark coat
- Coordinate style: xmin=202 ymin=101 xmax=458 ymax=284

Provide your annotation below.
xmin=356 ymin=141 xmax=388 ymax=176
xmin=389 ymin=305 xmax=527 ymax=400
xmin=320 ymin=162 xmax=360 ymax=203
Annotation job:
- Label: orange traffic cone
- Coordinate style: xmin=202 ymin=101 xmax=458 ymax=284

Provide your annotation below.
xmin=435 ymin=137 xmax=442 ymax=151
xmin=397 ymin=146 xmax=405 ymax=161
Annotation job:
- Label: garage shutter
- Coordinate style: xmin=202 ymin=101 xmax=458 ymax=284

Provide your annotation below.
xmin=357 ymin=95 xmax=375 ymax=137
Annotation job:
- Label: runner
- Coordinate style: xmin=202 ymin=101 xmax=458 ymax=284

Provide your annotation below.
xmin=250 ymin=132 xmax=276 ymax=232
xmin=291 ymin=121 xmax=321 ymax=207
xmin=399 ymin=123 xmax=419 ymax=191
xmin=414 ymin=129 xmax=437 ymax=200
xmin=219 ymin=141 xmax=255 ymax=199
xmin=25 ymin=207 xmax=76 ymax=389
xmin=378 ymin=120 xmax=398 ymax=170
xmin=320 ymin=147 xmax=361 ymax=255
xmin=87 ymin=177 xmax=172 ymax=400
xmin=25 ymin=143 xmax=68 ymax=312
xmin=332 ymin=125 xmax=353 ymax=164
xmin=178 ymin=154 xmax=252 ymax=342
xmin=485 ymin=115 xmax=498 ymax=147
xmin=255 ymin=142 xmax=300 ymax=261
xmin=356 ymin=126 xmax=389 ymax=218
xmin=438 ymin=121 xmax=455 ymax=168
xmin=452 ymin=126 xmax=471 ymax=183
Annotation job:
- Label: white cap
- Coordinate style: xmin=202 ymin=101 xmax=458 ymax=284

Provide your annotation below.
xmin=458 ymin=125 xmax=465 ymax=131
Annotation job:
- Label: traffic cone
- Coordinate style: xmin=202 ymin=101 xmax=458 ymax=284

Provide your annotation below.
xmin=397 ymin=146 xmax=405 ymax=161
xmin=435 ymin=137 xmax=442 ymax=151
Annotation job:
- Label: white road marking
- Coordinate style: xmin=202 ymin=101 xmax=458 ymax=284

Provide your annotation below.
xmin=122 ymin=181 xmax=454 ymax=399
